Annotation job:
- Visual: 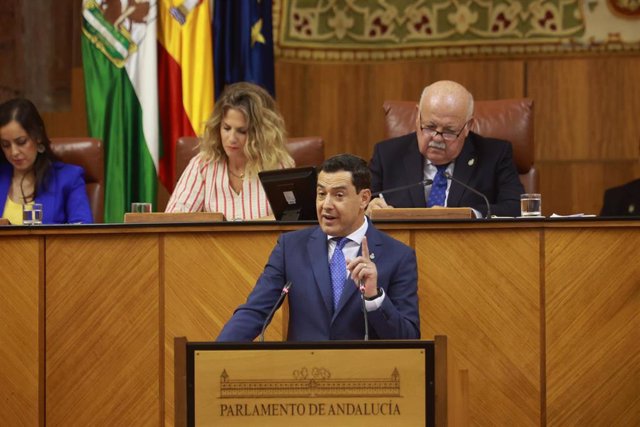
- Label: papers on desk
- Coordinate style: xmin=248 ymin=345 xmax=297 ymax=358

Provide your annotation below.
xmin=550 ymin=213 xmax=597 ymax=218
xmin=490 ymin=213 xmax=598 ymax=219
xmin=490 ymin=215 xmax=547 ymax=219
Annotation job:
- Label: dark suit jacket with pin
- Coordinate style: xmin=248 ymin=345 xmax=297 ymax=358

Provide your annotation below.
xmin=369 ymin=131 xmax=524 ymax=217
xmin=600 ymin=178 xmax=640 ymax=217
xmin=216 ymin=220 xmax=420 ymax=341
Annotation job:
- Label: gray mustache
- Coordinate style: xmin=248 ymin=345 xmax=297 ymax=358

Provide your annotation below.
xmin=428 ymin=141 xmax=446 ymax=150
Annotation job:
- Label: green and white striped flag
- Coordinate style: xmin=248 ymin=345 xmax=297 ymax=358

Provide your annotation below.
xmin=81 ymin=0 xmax=159 ymax=222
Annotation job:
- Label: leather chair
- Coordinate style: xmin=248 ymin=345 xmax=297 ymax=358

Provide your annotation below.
xmin=174 ymin=136 xmax=325 ymax=183
xmin=50 ymin=137 xmax=104 ymax=223
xmin=383 ymin=98 xmax=538 ymax=193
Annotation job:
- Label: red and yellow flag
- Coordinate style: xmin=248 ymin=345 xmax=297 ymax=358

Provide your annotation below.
xmin=158 ymin=0 xmax=214 ymax=190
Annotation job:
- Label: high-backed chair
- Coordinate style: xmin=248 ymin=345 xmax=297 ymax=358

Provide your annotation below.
xmin=50 ymin=137 xmax=104 ymax=223
xmin=383 ymin=98 xmax=537 ymax=193
xmin=174 ymin=136 xmax=325 ymax=183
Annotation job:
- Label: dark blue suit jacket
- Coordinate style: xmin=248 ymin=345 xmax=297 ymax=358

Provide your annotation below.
xmin=217 ymin=221 xmax=420 ymax=341
xmin=0 ymin=161 xmax=93 ymax=224
xmin=600 ymin=178 xmax=640 ymax=216
xmin=370 ymin=132 xmax=524 ymax=217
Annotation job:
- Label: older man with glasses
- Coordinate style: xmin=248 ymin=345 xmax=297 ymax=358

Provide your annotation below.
xmin=368 ymin=80 xmax=524 ymax=218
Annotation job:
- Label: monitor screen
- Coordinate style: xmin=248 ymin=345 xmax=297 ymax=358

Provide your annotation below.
xmin=258 ymin=166 xmax=318 ymax=221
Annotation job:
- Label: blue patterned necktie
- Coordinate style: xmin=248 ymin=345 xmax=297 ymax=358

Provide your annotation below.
xmin=329 ymin=237 xmax=349 ymax=310
xmin=427 ymin=164 xmax=449 ymax=207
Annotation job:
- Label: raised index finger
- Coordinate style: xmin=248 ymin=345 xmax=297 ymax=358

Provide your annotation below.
xmin=361 ymin=236 xmax=370 ymax=261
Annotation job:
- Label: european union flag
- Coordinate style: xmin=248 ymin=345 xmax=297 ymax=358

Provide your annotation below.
xmin=213 ymin=0 xmax=275 ymax=97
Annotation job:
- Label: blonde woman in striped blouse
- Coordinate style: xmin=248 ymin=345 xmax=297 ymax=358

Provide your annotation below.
xmin=166 ymin=82 xmax=294 ymax=220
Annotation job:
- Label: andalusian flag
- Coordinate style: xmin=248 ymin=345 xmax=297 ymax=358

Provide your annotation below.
xmin=82 ymin=0 xmax=159 ymax=223
xmin=158 ymin=0 xmax=214 ymax=190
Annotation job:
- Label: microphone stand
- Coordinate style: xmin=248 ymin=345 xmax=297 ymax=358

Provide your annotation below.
xmin=372 ymin=178 xmax=433 ymax=198
xmin=258 ymin=281 xmax=292 ymax=342
xmin=359 ymin=281 xmax=369 ymax=341
xmin=443 ymin=171 xmax=492 ymax=219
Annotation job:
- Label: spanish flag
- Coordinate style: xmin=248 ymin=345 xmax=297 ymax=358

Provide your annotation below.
xmin=158 ymin=0 xmax=214 ymax=191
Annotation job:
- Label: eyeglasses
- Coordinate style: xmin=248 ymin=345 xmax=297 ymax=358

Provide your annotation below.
xmin=419 ymin=112 xmax=469 ymax=141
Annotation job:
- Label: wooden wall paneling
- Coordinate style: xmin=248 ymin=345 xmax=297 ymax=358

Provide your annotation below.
xmin=276 ymin=63 xmax=372 ymax=159
xmin=545 ymin=227 xmax=640 ymax=426
xmin=527 ymin=59 xmax=589 ymax=160
xmin=0 ymin=237 xmax=41 ymax=426
xmin=163 ymin=231 xmax=282 ymax=426
xmin=41 ymin=67 xmax=88 ymax=138
xmin=527 ymin=57 xmax=640 ymax=161
xmin=0 ymin=0 xmax=23 ymax=99
xmin=537 ymin=160 xmax=640 ymax=216
xmin=416 ymin=228 xmax=541 ymax=426
xmin=275 ymin=60 xmax=525 ymax=162
xmin=45 ymin=235 xmax=160 ymax=426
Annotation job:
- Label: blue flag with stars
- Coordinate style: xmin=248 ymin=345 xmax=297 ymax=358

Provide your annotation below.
xmin=213 ymin=0 xmax=275 ymax=97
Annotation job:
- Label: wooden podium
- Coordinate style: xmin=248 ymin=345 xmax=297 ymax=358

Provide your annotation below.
xmin=175 ymin=336 xmax=468 ymax=427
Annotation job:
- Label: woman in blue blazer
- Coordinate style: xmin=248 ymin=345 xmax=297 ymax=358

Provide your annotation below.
xmin=0 ymin=98 xmax=93 ymax=224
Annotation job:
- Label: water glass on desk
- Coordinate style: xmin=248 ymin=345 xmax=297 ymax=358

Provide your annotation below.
xmin=131 ymin=202 xmax=153 ymax=213
xmin=520 ymin=193 xmax=542 ymax=217
xmin=23 ymin=203 xmax=43 ymax=225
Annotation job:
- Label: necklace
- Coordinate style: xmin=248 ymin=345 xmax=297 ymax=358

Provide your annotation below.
xmin=229 ymin=170 xmax=245 ymax=179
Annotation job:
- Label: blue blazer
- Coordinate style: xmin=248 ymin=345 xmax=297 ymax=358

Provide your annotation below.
xmin=370 ymin=131 xmax=524 ymax=217
xmin=0 ymin=161 xmax=93 ymax=224
xmin=217 ymin=221 xmax=420 ymax=341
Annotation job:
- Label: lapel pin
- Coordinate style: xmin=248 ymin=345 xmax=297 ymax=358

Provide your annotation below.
xmin=369 ymin=253 xmax=375 ymax=260
xmin=468 ymin=158 xmax=475 ymax=166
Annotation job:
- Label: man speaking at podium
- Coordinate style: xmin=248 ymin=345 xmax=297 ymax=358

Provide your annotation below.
xmin=369 ymin=80 xmax=523 ymax=217
xmin=217 ymin=154 xmax=420 ymax=341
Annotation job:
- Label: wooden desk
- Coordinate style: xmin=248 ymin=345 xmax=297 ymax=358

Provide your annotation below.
xmin=0 ymin=219 xmax=637 ymax=426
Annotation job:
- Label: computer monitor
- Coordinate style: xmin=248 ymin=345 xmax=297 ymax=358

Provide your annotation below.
xmin=258 ymin=166 xmax=318 ymax=221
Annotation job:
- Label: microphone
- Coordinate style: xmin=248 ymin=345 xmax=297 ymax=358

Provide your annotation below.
xmin=258 ymin=281 xmax=292 ymax=342
xmin=358 ymin=281 xmax=369 ymax=341
xmin=443 ymin=171 xmax=491 ymax=219
xmin=372 ymin=179 xmax=433 ymax=199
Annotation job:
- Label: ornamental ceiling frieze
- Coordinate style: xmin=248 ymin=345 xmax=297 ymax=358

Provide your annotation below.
xmin=274 ymin=0 xmax=640 ymax=61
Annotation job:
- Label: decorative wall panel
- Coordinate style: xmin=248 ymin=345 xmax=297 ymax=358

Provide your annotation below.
xmin=275 ymin=0 xmax=640 ymax=60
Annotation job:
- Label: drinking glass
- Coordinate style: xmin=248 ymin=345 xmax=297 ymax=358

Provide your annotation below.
xmin=520 ymin=194 xmax=542 ymax=217
xmin=23 ymin=203 xmax=43 ymax=225
xmin=131 ymin=202 xmax=153 ymax=213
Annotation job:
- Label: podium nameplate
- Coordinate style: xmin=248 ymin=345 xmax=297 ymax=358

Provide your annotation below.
xmin=370 ymin=207 xmax=473 ymax=220
xmin=185 ymin=341 xmax=435 ymax=427
xmin=123 ymin=212 xmax=225 ymax=223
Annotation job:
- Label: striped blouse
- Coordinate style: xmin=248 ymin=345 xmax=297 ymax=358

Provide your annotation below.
xmin=166 ymin=154 xmax=274 ymax=221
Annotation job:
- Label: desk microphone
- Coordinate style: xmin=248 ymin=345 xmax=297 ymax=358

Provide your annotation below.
xmin=258 ymin=281 xmax=292 ymax=342
xmin=372 ymin=179 xmax=433 ymax=199
xmin=443 ymin=171 xmax=491 ymax=219
xmin=358 ymin=281 xmax=369 ymax=341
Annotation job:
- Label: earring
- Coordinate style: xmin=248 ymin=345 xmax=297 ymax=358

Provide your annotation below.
xmin=37 ymin=144 xmax=45 ymax=153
